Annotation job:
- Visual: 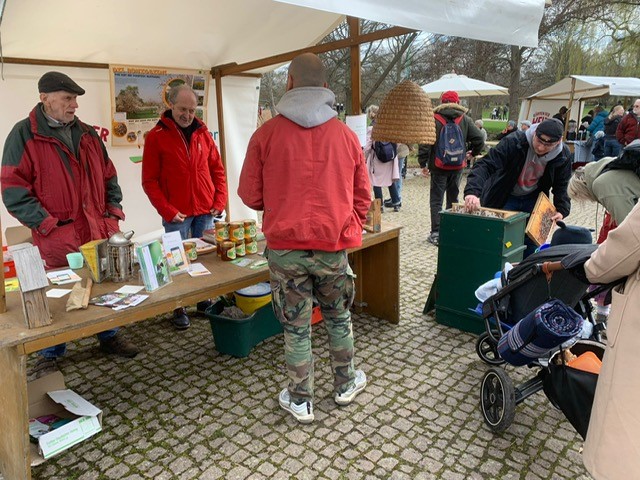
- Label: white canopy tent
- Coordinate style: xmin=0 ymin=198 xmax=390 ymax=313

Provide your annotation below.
xmin=518 ymin=75 xmax=640 ymax=124
xmin=276 ymin=0 xmax=545 ymax=47
xmin=0 ymin=0 xmax=546 ymax=243
xmin=421 ymin=73 xmax=509 ymax=99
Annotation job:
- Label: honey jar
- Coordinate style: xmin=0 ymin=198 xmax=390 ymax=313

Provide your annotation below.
xmin=235 ymin=239 xmax=246 ymax=257
xmin=243 ymin=219 xmax=257 ymax=239
xmin=228 ymin=222 xmax=245 ymax=242
xmin=220 ymin=241 xmax=236 ymax=261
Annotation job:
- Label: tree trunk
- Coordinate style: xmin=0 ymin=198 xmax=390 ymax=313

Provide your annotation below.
xmin=508 ymin=46 xmax=524 ymax=121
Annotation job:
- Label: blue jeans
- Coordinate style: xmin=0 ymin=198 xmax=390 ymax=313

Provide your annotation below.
xmin=603 ymin=136 xmax=622 ymax=158
xmin=393 ymin=156 xmax=406 ymax=201
xmin=163 ymin=214 xmax=214 ymax=240
xmin=40 ymin=329 xmax=118 ymax=359
xmin=503 ymin=193 xmax=539 ymax=258
xmin=373 ymin=185 xmax=400 ymax=205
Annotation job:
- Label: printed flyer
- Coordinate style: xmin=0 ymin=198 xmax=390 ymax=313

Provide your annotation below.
xmin=109 ymin=64 xmax=209 ymax=147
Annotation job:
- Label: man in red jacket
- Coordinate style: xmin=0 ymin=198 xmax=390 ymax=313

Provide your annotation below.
xmin=238 ymin=53 xmax=371 ymax=424
xmin=616 ymin=98 xmax=640 ymax=147
xmin=2 ymin=71 xmax=139 ymax=378
xmin=142 ymin=85 xmax=227 ymax=330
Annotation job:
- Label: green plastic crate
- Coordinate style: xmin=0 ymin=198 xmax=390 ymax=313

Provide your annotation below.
xmin=206 ymin=301 xmax=283 ymax=358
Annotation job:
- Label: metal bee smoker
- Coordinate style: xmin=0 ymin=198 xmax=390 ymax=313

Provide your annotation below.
xmin=107 ymin=230 xmax=135 ymax=282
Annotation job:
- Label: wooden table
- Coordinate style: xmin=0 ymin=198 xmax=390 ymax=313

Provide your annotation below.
xmin=0 ymin=223 xmax=400 ymax=479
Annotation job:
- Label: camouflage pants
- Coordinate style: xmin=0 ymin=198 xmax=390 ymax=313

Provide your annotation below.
xmin=268 ymin=249 xmax=356 ymax=403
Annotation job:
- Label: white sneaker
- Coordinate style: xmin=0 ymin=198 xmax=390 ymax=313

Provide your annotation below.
xmin=278 ymin=388 xmax=314 ymax=423
xmin=335 ymin=370 xmax=367 ymax=406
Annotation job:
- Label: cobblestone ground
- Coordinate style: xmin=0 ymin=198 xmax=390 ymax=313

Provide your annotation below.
xmin=22 ymin=170 xmax=605 ymax=480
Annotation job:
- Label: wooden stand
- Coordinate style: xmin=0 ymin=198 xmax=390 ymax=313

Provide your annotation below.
xmin=0 ymin=225 xmax=401 ymax=480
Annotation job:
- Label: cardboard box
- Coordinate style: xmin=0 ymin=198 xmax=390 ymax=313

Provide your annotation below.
xmin=28 ymin=371 xmax=103 ymax=465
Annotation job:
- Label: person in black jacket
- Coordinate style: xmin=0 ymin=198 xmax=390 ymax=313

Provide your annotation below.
xmin=418 ymin=90 xmax=484 ymax=246
xmin=464 ymin=118 xmax=571 ymax=256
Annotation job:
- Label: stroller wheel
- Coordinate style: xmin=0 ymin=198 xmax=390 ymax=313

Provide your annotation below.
xmin=476 ymin=332 xmax=505 ymax=365
xmin=480 ymin=367 xmax=516 ymax=433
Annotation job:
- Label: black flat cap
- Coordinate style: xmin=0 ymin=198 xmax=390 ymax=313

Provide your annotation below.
xmin=38 ymin=71 xmax=85 ymax=95
xmin=535 ymin=118 xmax=564 ymax=142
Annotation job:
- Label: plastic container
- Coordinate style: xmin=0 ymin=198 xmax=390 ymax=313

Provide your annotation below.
xmin=568 ymin=351 xmax=602 ymax=375
xmin=3 ymin=246 xmax=16 ymax=278
xmin=206 ymin=301 xmax=283 ymax=358
xmin=311 ymin=305 xmax=323 ymax=325
xmin=234 ymin=282 xmax=272 ymax=314
xmin=66 ymin=252 xmax=84 ymax=269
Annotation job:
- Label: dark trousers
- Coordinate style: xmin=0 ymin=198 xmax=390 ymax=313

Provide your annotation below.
xmin=429 ymin=170 xmax=462 ymax=233
xmin=373 ymin=184 xmax=400 ymax=205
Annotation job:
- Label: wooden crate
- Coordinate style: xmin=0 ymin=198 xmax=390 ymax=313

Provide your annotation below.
xmin=449 ymin=203 xmax=519 ymax=219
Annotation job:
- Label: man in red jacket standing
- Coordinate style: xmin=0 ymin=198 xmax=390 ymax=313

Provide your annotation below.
xmin=2 ymin=71 xmax=139 ymax=377
xmin=238 ymin=53 xmax=371 ymax=423
xmin=142 ymin=85 xmax=227 ymax=330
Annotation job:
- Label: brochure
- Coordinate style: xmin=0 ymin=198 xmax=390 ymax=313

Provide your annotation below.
xmin=90 ymin=292 xmax=149 ymax=310
xmin=188 ymin=263 xmax=211 ymax=277
xmin=46 ymin=269 xmax=82 ymax=285
xmin=162 ymin=231 xmax=190 ymax=275
xmin=136 ymin=240 xmax=172 ymax=292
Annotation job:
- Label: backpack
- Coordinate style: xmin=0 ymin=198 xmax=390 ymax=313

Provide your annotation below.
xmin=434 ymin=113 xmax=466 ymax=170
xmin=373 ymin=141 xmax=397 ymax=163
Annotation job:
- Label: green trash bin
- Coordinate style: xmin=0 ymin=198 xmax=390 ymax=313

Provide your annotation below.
xmin=434 ymin=208 xmax=528 ymax=334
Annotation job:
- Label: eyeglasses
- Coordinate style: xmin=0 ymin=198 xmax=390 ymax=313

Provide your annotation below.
xmin=535 ymin=134 xmax=559 ymax=146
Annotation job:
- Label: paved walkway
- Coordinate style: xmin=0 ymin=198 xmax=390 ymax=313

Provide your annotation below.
xmin=25 ymin=170 xmax=602 ymax=479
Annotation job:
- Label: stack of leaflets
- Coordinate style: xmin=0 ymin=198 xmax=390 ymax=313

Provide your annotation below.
xmin=90 ymin=292 xmax=149 ymax=311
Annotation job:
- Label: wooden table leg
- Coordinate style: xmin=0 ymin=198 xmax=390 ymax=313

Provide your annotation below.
xmin=351 ymin=235 xmax=400 ymax=324
xmin=0 ymin=346 xmax=31 ymax=480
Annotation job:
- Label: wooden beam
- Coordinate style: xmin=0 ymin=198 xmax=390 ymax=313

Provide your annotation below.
xmin=2 ymin=57 xmax=108 ymax=69
xmin=348 ymin=17 xmax=362 ymax=115
xmin=214 ymin=72 xmax=231 ymax=221
xmin=212 ymin=26 xmax=416 ymax=77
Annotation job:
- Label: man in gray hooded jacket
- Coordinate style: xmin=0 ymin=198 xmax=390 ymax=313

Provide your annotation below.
xmin=238 ymin=53 xmax=371 ymax=424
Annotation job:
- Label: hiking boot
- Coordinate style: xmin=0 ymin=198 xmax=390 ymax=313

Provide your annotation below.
xmin=99 ymin=332 xmax=140 ymax=358
xmin=427 ymin=232 xmax=439 ymax=246
xmin=278 ymin=388 xmax=314 ymax=423
xmin=335 ymin=370 xmax=367 ymax=406
xmin=172 ymin=307 xmax=191 ymax=330
xmin=196 ymin=300 xmax=214 ymax=316
xmin=31 ymin=357 xmax=60 ymax=380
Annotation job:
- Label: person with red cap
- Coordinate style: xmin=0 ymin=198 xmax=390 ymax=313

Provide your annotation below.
xmin=418 ymin=90 xmax=484 ymax=246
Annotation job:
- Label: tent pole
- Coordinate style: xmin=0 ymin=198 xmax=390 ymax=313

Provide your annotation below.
xmin=213 ymin=72 xmax=231 ymax=221
xmin=564 ymin=77 xmax=577 ymax=139
xmin=525 ymin=100 xmax=532 ymax=120
xmin=348 ymin=17 xmax=362 ymax=115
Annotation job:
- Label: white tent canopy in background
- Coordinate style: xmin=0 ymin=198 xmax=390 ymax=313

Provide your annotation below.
xmin=275 ymin=0 xmax=545 ymax=47
xmin=0 ymin=0 xmax=547 ymax=242
xmin=518 ymin=75 xmax=640 ymax=124
xmin=421 ymin=73 xmax=509 ymax=99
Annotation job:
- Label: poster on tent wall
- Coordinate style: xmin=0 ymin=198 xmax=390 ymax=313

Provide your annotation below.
xmin=108 ymin=65 xmax=210 ymax=147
